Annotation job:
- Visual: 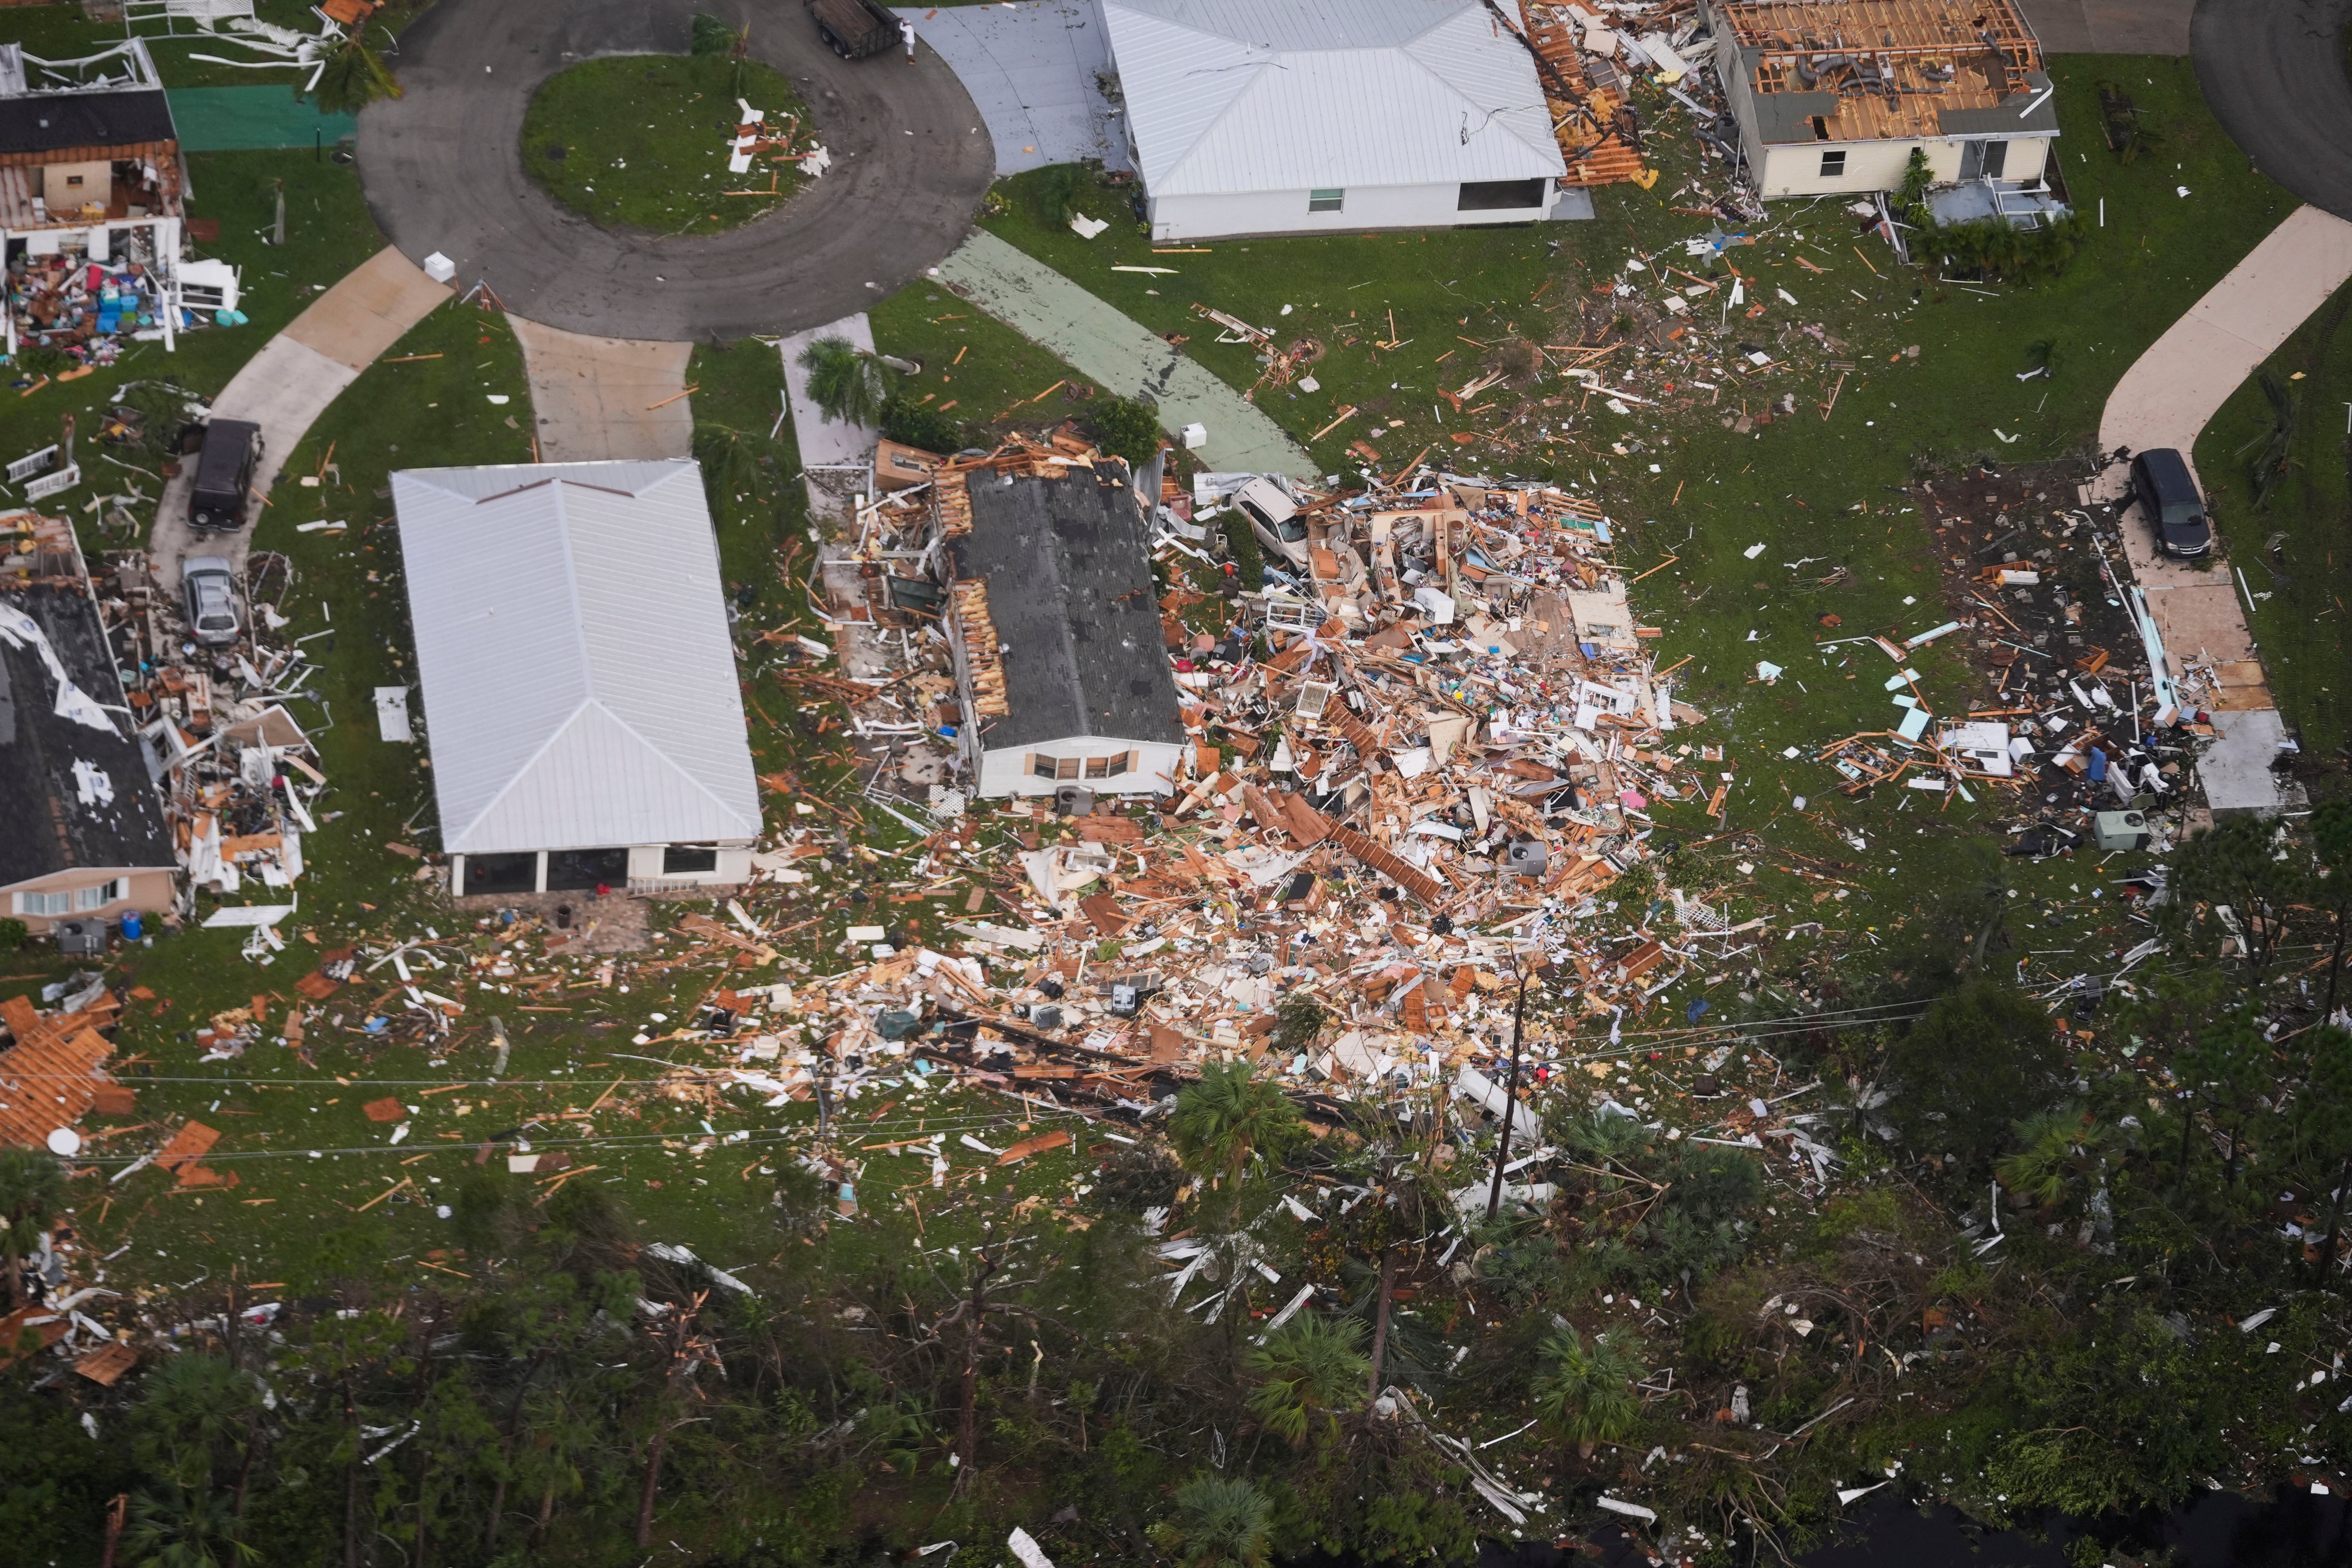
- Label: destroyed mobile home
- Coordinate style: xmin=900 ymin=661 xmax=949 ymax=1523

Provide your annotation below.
xmin=2 ymin=503 xmax=326 ymax=959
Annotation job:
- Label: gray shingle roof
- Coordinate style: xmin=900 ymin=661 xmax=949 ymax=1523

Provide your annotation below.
xmin=948 ymin=463 xmax=1184 ymax=752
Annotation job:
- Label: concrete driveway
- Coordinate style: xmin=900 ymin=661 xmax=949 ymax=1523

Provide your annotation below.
xmin=357 ymin=0 xmax=995 ymax=340
xmin=510 ymin=320 xmax=695 ymax=462
xmin=150 ymin=246 xmax=448 ymax=590
xmin=900 ymin=0 xmax=1131 ymax=176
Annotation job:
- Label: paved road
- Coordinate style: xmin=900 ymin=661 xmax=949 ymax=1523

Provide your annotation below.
xmin=358 ymin=0 xmax=995 ymax=340
xmin=2016 ymin=0 xmax=2192 ymax=53
xmin=2192 ymin=0 xmax=2352 ymax=222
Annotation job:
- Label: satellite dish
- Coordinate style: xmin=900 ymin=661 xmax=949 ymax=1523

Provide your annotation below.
xmin=46 ymin=1127 xmax=82 ymax=1157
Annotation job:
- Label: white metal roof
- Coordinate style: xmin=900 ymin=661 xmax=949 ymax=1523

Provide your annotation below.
xmin=1103 ymin=0 xmax=1565 ymax=198
xmin=392 ymin=460 xmax=762 ymax=857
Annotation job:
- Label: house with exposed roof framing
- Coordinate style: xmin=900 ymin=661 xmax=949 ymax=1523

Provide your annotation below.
xmin=1102 ymin=0 xmax=1571 ymax=242
xmin=1702 ymin=0 xmax=2063 ymax=215
xmin=391 ymin=460 xmax=763 ymax=899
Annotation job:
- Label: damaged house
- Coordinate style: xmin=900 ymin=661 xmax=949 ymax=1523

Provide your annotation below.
xmin=392 ymin=460 xmax=763 ymax=898
xmin=1 ymin=38 xmax=202 ymax=358
xmin=937 ymin=458 xmax=1185 ymax=799
xmin=1102 ymin=0 xmax=1571 ymax=241
xmin=0 ymin=511 xmax=176 ymax=936
xmin=1702 ymin=0 xmax=2065 ymax=219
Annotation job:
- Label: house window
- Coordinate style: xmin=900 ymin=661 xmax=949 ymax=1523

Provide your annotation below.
xmin=663 ymin=844 xmax=719 ymax=875
xmin=1819 ymin=150 xmax=1847 ymax=178
xmin=462 ymin=852 xmax=537 ymax=896
xmin=1086 ymin=752 xmax=1134 ymax=779
xmin=75 ymin=880 xmax=125 ymax=911
xmin=1307 ymin=188 xmax=1344 ymax=213
xmin=1032 ymin=754 xmax=1058 ymax=780
xmin=1458 ymin=178 xmax=1548 ymax=211
xmin=14 ymin=890 xmax=72 ymax=916
xmin=1056 ymin=757 xmax=1081 ymax=781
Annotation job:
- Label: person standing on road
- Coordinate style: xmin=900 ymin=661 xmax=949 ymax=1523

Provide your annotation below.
xmin=901 ymin=18 xmax=916 ymax=62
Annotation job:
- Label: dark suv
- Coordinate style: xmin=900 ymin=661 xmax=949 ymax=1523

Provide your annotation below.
xmin=2128 ymin=447 xmax=2212 ymax=558
xmin=189 ymin=417 xmax=262 ymax=534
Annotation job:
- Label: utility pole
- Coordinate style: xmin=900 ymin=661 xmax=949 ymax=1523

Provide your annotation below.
xmin=1485 ymin=959 xmax=1535 ymax=1223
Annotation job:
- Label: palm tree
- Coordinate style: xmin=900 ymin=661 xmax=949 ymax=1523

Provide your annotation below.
xmin=1151 ymin=1473 xmax=1275 ymax=1568
xmin=120 ymin=1483 xmax=258 ymax=1568
xmin=138 ymin=1353 xmax=263 ymax=1492
xmin=1531 ymin=1326 xmax=1642 ymax=1453
xmin=1996 ymin=1105 xmax=2110 ymax=1211
xmin=795 ymin=336 xmax=898 ymax=428
xmin=1245 ymin=1312 xmax=1368 ymax=1446
xmin=0 ymin=1145 xmax=63 ymax=1308
xmin=1169 ymin=1060 xmax=1304 ymax=1187
xmin=309 ymin=32 xmax=403 ymax=118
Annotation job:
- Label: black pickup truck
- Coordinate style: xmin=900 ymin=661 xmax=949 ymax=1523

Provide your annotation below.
xmin=807 ymin=0 xmax=898 ymax=58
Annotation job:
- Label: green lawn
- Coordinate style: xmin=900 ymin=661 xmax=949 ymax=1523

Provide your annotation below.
xmin=866 ymin=283 xmax=1115 ymax=447
xmin=521 ymin=54 xmax=813 ymax=236
xmin=2194 ymin=281 xmax=2352 ymax=757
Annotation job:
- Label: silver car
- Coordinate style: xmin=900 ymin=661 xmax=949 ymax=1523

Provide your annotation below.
xmin=1234 ymin=476 xmax=1310 ymax=571
xmin=182 ymin=557 xmax=239 ymax=647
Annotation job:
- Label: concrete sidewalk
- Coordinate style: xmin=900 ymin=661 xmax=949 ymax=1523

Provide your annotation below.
xmin=779 ymin=314 xmax=881 ymax=524
xmin=152 ymin=246 xmax=449 ymax=587
xmin=935 ymin=230 xmax=1312 ymax=478
xmin=510 ymin=319 xmax=695 ymax=463
xmin=2092 ymin=203 xmax=2352 ymax=813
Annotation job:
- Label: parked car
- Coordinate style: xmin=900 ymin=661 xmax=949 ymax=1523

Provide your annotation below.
xmin=182 ymin=557 xmax=239 ymax=646
xmin=2128 ymin=447 xmax=2212 ymax=558
xmin=188 ymin=417 xmax=261 ymax=534
xmin=1234 ymin=477 xmax=1310 ymax=572
xmin=806 ymin=0 xmax=897 ymax=57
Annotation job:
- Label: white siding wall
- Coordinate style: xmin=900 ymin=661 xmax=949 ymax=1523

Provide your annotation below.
xmin=976 ymin=736 xmax=1184 ymax=799
xmin=623 ymin=844 xmax=755 ymax=886
xmin=1150 ymin=182 xmax=1547 ymax=242
xmin=1759 ymin=136 xmax=2053 ymax=199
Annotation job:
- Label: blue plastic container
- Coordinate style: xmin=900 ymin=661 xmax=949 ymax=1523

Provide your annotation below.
xmin=119 ymin=910 xmax=142 ymax=941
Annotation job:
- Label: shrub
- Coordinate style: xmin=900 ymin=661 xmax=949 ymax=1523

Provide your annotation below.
xmin=1087 ymin=394 xmax=1162 ymax=468
xmin=0 ymin=918 xmax=24 ymax=952
xmin=878 ymin=393 xmax=966 ymax=454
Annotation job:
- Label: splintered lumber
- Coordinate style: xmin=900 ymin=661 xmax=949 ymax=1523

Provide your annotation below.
xmin=1325 ymin=822 xmax=1447 ymax=905
xmin=934 ymin=469 xmax=973 ymax=537
xmin=948 ymin=578 xmax=1010 ymax=717
xmin=0 ymin=994 xmax=117 ymax=1149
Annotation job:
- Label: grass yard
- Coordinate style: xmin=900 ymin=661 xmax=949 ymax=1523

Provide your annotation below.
xmin=521 ymin=54 xmax=813 ymax=236
xmin=2193 ymin=280 xmax=2352 ymax=759
xmin=866 ymin=282 xmax=1115 ymax=446
xmin=956 ymin=53 xmax=2294 ymax=1018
